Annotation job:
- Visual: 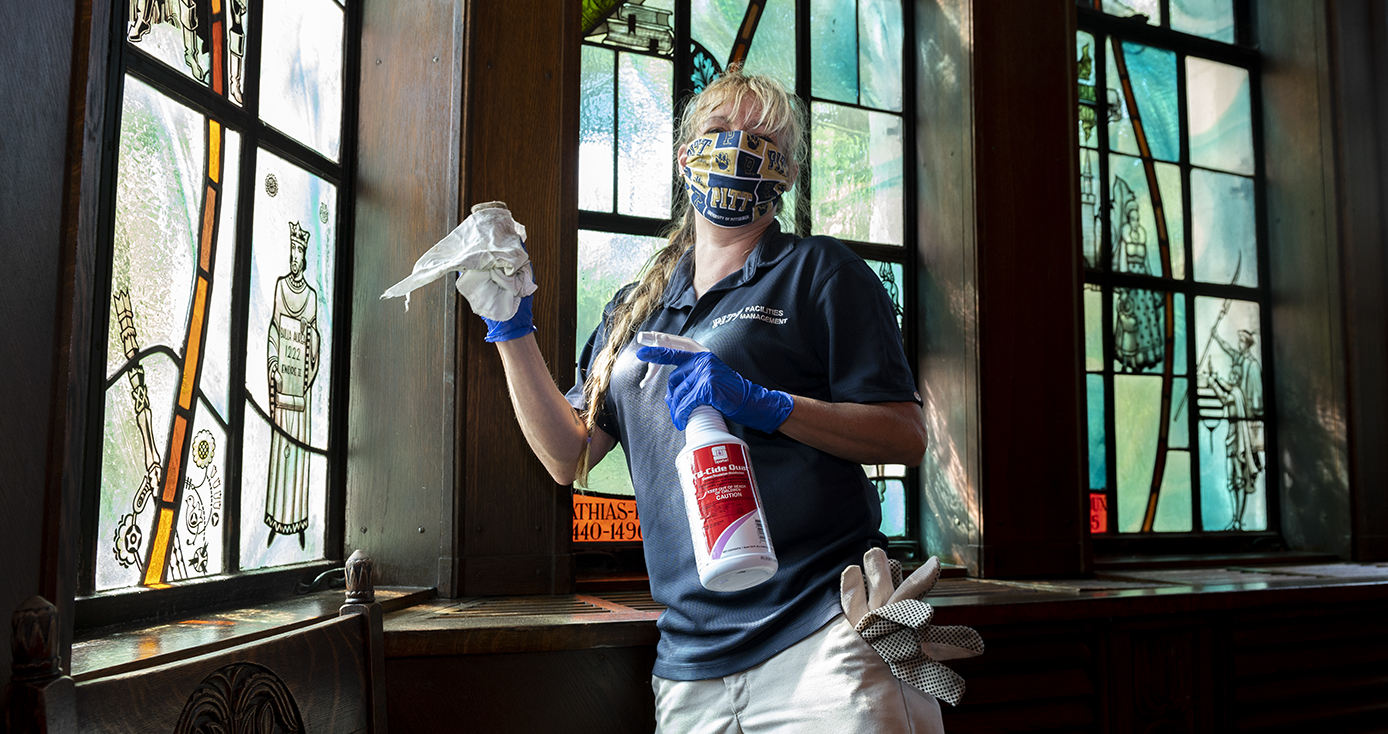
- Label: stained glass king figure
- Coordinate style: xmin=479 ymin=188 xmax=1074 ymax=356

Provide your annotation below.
xmin=265 ymin=221 xmax=320 ymax=548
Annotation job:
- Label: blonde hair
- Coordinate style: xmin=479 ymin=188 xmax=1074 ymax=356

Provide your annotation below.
xmin=574 ymin=66 xmax=807 ymax=487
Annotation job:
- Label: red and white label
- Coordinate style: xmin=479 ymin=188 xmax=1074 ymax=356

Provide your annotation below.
xmin=689 ymin=443 xmax=759 ymax=555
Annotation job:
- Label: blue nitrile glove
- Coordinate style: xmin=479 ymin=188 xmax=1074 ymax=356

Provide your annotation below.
xmin=480 ymin=291 xmax=535 ymax=342
xmin=636 ymin=347 xmax=794 ymax=433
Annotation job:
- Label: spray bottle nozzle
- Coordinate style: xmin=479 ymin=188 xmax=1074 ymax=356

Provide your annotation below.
xmin=637 ymin=331 xmax=708 ymax=389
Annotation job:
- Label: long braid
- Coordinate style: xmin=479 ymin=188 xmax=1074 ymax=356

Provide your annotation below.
xmin=574 ymin=66 xmax=806 ymax=487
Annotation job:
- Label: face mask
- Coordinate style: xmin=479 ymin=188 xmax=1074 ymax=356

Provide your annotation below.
xmin=681 ymin=130 xmax=791 ymax=228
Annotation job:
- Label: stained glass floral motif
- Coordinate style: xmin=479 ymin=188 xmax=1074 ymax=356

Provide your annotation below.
xmin=260 ymin=0 xmax=344 ymax=161
xmin=239 ymin=149 xmax=336 ymax=569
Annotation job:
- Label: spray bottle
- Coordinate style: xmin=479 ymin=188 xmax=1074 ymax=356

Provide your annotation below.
xmin=637 ymin=331 xmax=778 ymax=592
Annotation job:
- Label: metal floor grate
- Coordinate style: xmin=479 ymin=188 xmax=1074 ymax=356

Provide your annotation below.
xmin=596 ymin=590 xmax=667 ymax=612
xmin=434 ymin=596 xmax=609 ymax=618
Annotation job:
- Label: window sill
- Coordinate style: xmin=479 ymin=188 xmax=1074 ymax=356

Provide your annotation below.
xmin=71 ymin=586 xmax=434 ymax=681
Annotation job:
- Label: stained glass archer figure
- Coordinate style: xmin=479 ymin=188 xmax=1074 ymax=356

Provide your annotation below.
xmin=127 ymin=0 xmax=212 ymax=83
xmin=265 ymin=222 xmax=320 ymax=549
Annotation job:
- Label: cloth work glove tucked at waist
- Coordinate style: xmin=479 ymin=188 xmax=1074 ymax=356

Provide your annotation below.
xmin=635 ymin=346 xmax=794 ymax=434
xmin=840 ymin=549 xmax=984 ymax=706
xmin=380 ymin=201 xmax=537 ymax=321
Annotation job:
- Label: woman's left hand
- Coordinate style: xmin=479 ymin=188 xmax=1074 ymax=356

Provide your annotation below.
xmin=636 ymin=347 xmax=794 ymax=433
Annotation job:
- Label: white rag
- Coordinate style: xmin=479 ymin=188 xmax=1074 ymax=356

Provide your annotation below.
xmin=379 ymin=204 xmax=537 ymax=320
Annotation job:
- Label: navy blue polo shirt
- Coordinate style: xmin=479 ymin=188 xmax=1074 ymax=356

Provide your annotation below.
xmin=566 ymin=222 xmax=920 ymax=681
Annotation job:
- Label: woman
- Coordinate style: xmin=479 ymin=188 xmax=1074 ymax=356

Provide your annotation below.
xmin=483 ymin=67 xmax=938 ymax=732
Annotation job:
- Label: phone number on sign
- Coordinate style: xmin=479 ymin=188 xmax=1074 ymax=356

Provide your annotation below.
xmin=573 ymin=520 xmax=642 ymax=542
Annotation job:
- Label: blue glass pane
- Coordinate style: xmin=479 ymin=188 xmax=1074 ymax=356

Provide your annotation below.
xmin=580 ymin=46 xmax=616 ymax=212
xmin=691 ymin=0 xmax=742 ymax=69
xmin=864 ymin=258 xmax=905 ymax=335
xmin=858 ymin=0 xmax=902 ymax=111
xmin=1191 ymin=169 xmax=1256 ymax=287
xmin=810 ymin=0 xmax=857 ymax=103
xmin=1107 ymin=40 xmax=1179 ymax=163
xmin=1170 ymin=377 xmax=1190 ymax=449
xmin=1172 ymin=0 xmax=1235 ymax=44
xmin=1187 ymin=57 xmax=1254 ymax=175
xmin=865 ymin=464 xmax=908 ymax=538
xmin=1195 ymin=297 xmax=1266 ymax=531
xmin=1087 ymin=374 xmax=1107 ymax=490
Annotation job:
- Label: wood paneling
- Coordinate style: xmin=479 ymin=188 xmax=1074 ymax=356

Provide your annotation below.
xmin=457 ymin=0 xmax=580 ymax=595
xmin=349 ymin=0 xmax=467 ymax=589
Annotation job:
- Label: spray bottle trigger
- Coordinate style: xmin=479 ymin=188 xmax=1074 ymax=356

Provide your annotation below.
xmin=636 ymin=331 xmax=708 ymax=389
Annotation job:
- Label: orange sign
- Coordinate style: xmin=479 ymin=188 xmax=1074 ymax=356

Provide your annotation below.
xmin=1089 ymin=493 xmax=1108 ymax=534
xmin=573 ymin=495 xmax=642 ymax=543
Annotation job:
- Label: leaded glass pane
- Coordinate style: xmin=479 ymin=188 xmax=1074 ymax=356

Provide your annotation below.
xmin=1084 ymin=286 xmax=1103 ymax=370
xmin=260 ymin=0 xmax=344 ymax=161
xmin=205 ymin=129 xmax=242 ymax=420
xmin=580 ymin=46 xmax=616 ymax=212
xmin=174 ymin=403 xmax=227 ymax=579
xmin=1191 ymin=168 xmax=1256 ymax=287
xmin=126 ymin=0 xmax=212 ymax=86
xmin=864 ymin=259 xmax=905 ymax=334
xmin=1086 ymin=374 xmax=1106 ymax=491
xmin=692 ymin=0 xmax=741 ymax=73
xmin=1186 ymin=57 xmax=1254 ymax=175
xmin=1171 ymin=0 xmax=1235 ymax=44
xmin=1114 ymin=374 xmax=1189 ymax=531
xmin=240 ymin=149 xmax=336 ymax=567
xmin=1101 ymin=0 xmax=1161 ymax=25
xmin=1112 ymin=287 xmax=1185 ymax=374
xmin=858 ymin=0 xmax=903 ymax=112
xmin=743 ymin=0 xmax=796 ymax=89
xmin=811 ymin=102 xmax=903 ymax=245
xmin=586 ymin=0 xmax=675 ymax=55
xmin=617 ymin=53 xmax=673 ymax=218
xmin=1194 ymin=297 xmax=1266 ymax=531
xmin=1077 ymin=31 xmax=1098 ymax=149
xmin=1109 ymin=155 xmax=1184 ymax=279
xmin=227 ymin=0 xmax=249 ymax=105
xmin=810 ymin=0 xmax=858 ymax=104
xmin=1080 ymin=149 xmax=1101 ymax=268
xmin=865 ymin=464 xmax=907 ymax=538
xmin=98 ymin=77 xmax=225 ymax=590
xmin=1107 ymin=41 xmax=1179 ymax=163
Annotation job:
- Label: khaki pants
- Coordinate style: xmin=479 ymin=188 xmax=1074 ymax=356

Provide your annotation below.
xmin=652 ymin=614 xmax=945 ymax=734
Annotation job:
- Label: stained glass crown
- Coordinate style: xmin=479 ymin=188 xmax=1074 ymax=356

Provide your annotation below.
xmin=288 ymin=221 xmax=311 ymax=248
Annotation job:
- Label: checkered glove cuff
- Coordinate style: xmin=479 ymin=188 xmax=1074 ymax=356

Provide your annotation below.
xmin=841 ymin=552 xmax=984 ymax=706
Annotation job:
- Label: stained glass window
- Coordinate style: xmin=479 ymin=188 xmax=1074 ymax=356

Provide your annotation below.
xmin=1077 ymin=2 xmax=1268 ymax=538
xmin=93 ymin=0 xmax=352 ymax=594
xmin=575 ymin=1 xmax=915 ymax=549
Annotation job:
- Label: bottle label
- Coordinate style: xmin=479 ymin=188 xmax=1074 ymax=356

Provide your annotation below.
xmin=689 ymin=443 xmax=762 ymax=558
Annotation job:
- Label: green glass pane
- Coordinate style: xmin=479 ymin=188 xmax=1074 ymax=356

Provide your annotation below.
xmin=744 ymin=0 xmax=797 ymax=90
xmin=858 ymin=0 xmax=902 ymax=112
xmin=1080 ymin=149 xmax=1101 ymax=268
xmin=126 ymin=0 xmax=212 ymax=86
xmin=1152 ymin=450 xmax=1193 ymax=531
xmin=1191 ymin=169 xmax=1256 ymax=287
xmin=585 ymin=1 xmax=675 ymax=55
xmin=692 ymin=0 xmax=741 ymax=71
xmin=811 ymin=102 xmax=903 ymax=245
xmin=1087 ymin=374 xmax=1107 ymax=490
xmin=1084 ymin=286 xmax=1103 ymax=370
xmin=1194 ymin=297 xmax=1266 ymax=530
xmin=617 ymin=53 xmax=673 ymax=218
xmin=1107 ymin=41 xmax=1179 ymax=162
xmin=1077 ymin=31 xmax=1098 ymax=149
xmin=580 ymin=46 xmax=616 ymax=212
xmin=1101 ymin=0 xmax=1161 ymax=24
xmin=1114 ymin=374 xmax=1161 ymax=532
xmin=1187 ymin=57 xmax=1254 ymax=175
xmin=810 ymin=0 xmax=857 ymax=103
xmin=865 ymin=464 xmax=907 ymax=538
xmin=1109 ymin=155 xmax=1184 ymax=279
xmin=1170 ymin=377 xmax=1191 ymax=449
xmin=241 ymin=149 xmax=337 ymax=568
xmin=260 ymin=0 xmax=344 ymax=161
xmin=205 ymin=129 xmax=242 ymax=421
xmin=575 ymin=229 xmax=665 ymax=500
xmin=1172 ymin=0 xmax=1235 ymax=44
xmin=864 ymin=259 xmax=905 ymax=335
xmin=1113 ymin=287 xmax=1185 ymax=375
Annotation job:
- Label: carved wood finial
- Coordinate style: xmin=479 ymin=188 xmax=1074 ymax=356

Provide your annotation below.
xmin=344 ymin=550 xmax=375 ymax=606
xmin=11 ymin=596 xmax=59 ymax=682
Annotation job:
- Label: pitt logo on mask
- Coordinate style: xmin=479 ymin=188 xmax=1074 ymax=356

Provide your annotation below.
xmin=682 ymin=130 xmax=790 ymax=228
